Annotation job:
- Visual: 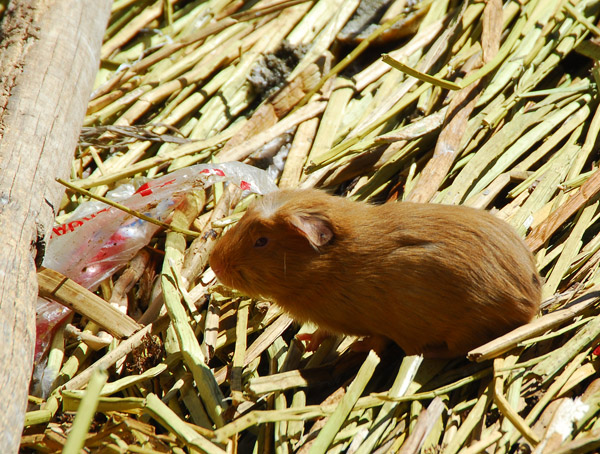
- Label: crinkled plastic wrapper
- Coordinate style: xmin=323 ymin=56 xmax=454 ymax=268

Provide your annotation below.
xmin=33 ymin=162 xmax=277 ymax=396
xmin=44 ymin=162 xmax=277 ymax=289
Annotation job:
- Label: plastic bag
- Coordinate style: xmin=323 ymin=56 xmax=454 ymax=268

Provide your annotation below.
xmin=34 ymin=162 xmax=277 ymax=396
xmin=44 ymin=161 xmax=277 ymax=289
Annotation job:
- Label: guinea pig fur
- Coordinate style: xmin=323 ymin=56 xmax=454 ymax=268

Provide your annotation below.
xmin=209 ymin=188 xmax=541 ymax=358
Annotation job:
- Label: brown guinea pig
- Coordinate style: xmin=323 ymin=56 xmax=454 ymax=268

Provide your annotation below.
xmin=209 ymin=188 xmax=541 ymax=358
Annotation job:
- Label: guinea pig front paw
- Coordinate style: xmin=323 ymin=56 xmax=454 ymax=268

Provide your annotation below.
xmin=296 ymin=328 xmax=332 ymax=351
xmin=349 ymin=335 xmax=390 ymax=354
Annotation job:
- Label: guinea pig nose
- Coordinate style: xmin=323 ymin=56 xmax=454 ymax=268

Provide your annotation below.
xmin=209 ymin=255 xmax=226 ymax=278
xmin=211 ymin=263 xmax=224 ymax=278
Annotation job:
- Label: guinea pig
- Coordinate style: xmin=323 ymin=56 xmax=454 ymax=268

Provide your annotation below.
xmin=209 ymin=188 xmax=541 ymax=358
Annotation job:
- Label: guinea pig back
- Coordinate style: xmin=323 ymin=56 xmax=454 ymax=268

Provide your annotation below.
xmin=209 ymin=188 xmax=542 ymax=358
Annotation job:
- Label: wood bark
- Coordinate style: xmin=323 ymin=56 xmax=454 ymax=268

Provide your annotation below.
xmin=0 ymin=1 xmax=111 ymax=451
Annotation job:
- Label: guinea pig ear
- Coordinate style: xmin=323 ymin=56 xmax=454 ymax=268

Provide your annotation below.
xmin=288 ymin=213 xmax=334 ymax=249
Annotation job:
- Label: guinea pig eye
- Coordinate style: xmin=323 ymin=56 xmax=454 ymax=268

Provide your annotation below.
xmin=254 ymin=237 xmax=268 ymax=248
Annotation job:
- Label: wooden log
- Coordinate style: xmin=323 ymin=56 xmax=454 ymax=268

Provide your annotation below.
xmin=0 ymin=1 xmax=111 ymax=451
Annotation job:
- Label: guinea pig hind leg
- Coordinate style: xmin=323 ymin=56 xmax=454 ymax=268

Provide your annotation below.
xmin=419 ymin=341 xmax=461 ymax=359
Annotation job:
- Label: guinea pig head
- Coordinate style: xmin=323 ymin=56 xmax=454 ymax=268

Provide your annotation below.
xmin=209 ymin=190 xmax=334 ymax=300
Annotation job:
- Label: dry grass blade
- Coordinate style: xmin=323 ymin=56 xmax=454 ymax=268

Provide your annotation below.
xmin=61 ymin=315 xmax=170 ymax=392
xmin=62 ymin=369 xmax=108 ymax=454
xmin=308 ymin=350 xmax=380 ymax=454
xmin=493 ymin=358 xmax=540 ymax=445
xmin=161 ymin=197 xmax=226 ymax=427
xmin=144 ymin=393 xmax=227 ymax=454
xmin=397 ymin=396 xmax=445 ymax=454
xmin=469 ymin=285 xmax=600 ymax=361
xmin=381 ymin=54 xmax=461 ymax=91
xmin=527 ymin=168 xmax=600 ymax=252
